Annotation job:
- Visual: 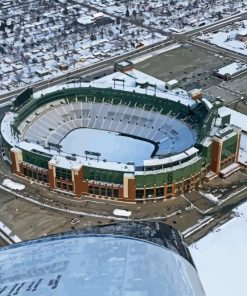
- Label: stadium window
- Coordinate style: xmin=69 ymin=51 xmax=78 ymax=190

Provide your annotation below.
xmin=88 ymin=186 xmax=94 ymax=194
xmin=100 ymin=187 xmax=106 ymax=196
xmin=43 ymin=175 xmax=48 ymax=183
xmin=146 ymin=188 xmax=154 ymax=198
xmin=107 ymin=188 xmax=112 ymax=197
xmin=24 ymin=167 xmax=28 ymax=176
xmin=167 ymin=186 xmax=173 ymax=194
xmin=33 ymin=171 xmax=37 ymax=180
xmin=136 ymin=190 xmax=144 ymax=199
xmin=94 ymin=187 xmax=100 ymax=195
xmin=62 ymin=183 xmax=67 ymax=190
xmin=156 ymin=187 xmax=164 ymax=197
xmin=56 ymin=168 xmax=72 ymax=181
xmin=38 ymin=173 xmax=43 ymax=181
xmin=113 ymin=189 xmax=118 ymax=198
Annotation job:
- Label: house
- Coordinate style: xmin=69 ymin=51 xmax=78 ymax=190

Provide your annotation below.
xmin=237 ymin=29 xmax=247 ymax=41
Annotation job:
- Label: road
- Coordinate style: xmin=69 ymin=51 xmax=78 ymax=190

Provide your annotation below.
xmin=182 ymin=12 xmax=247 ymax=37
xmin=188 ymin=39 xmax=247 ymax=63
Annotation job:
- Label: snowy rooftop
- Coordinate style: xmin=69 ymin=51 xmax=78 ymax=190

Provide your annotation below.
xmin=167 ymin=79 xmax=179 ymax=86
xmin=218 ymin=106 xmax=247 ymax=132
xmin=33 ymin=70 xmax=196 ymax=107
xmin=143 ymin=147 xmax=198 ymax=167
xmin=237 ymin=28 xmax=247 ymax=36
xmin=216 ymin=62 xmax=247 ymax=76
xmin=49 ymin=155 xmax=135 ymax=172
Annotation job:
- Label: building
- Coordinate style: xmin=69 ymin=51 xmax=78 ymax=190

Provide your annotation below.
xmin=189 ymin=89 xmax=203 ymax=101
xmin=0 ymin=222 xmax=206 ymax=295
xmin=114 ymin=60 xmax=134 ymax=73
xmin=0 ymin=72 xmax=241 ymax=202
xmin=236 ymin=29 xmax=247 ymax=42
xmin=166 ymin=79 xmax=179 ymax=90
xmin=214 ymin=62 xmax=247 ymax=80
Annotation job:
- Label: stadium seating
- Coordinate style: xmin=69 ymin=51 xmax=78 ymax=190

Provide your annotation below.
xmin=19 ymin=100 xmax=198 ymax=157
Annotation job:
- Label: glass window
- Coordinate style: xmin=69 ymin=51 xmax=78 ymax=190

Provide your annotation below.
xmin=136 ymin=190 xmax=144 ymax=199
xmin=107 ymin=188 xmax=112 ymax=197
xmin=100 ymin=187 xmax=106 ymax=196
xmin=88 ymin=186 xmax=94 ymax=194
xmin=156 ymin=187 xmax=164 ymax=197
xmin=113 ymin=189 xmax=118 ymax=198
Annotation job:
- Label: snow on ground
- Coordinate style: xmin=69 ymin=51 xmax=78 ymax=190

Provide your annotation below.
xmin=2 ymin=179 xmax=25 ymax=190
xmin=113 ymin=209 xmax=131 ymax=217
xmin=198 ymin=20 xmax=247 ymax=56
xmin=199 ymin=30 xmax=247 ymax=56
xmin=199 ymin=191 xmax=219 ymax=204
xmin=190 ymin=201 xmax=247 ymax=296
xmin=130 ymin=43 xmax=181 ymax=64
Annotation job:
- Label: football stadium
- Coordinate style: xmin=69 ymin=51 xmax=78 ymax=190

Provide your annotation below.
xmin=0 ymin=66 xmax=241 ymax=202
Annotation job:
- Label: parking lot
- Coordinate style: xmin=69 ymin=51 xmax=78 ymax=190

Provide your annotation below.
xmin=136 ymin=44 xmax=233 ymax=91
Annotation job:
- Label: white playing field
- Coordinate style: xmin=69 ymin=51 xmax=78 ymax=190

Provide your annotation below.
xmin=60 ymin=128 xmax=155 ymax=165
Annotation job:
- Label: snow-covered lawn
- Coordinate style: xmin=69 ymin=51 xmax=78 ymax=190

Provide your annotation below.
xmin=2 ymin=179 xmax=25 ymax=191
xmin=198 ymin=19 xmax=247 ymax=56
xmin=199 ymin=191 xmax=219 ymax=204
xmin=199 ymin=30 xmax=247 ymax=55
xmin=190 ymin=201 xmax=247 ymax=296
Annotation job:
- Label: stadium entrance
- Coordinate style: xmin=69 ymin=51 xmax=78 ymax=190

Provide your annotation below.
xmin=59 ymin=128 xmax=155 ymax=165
